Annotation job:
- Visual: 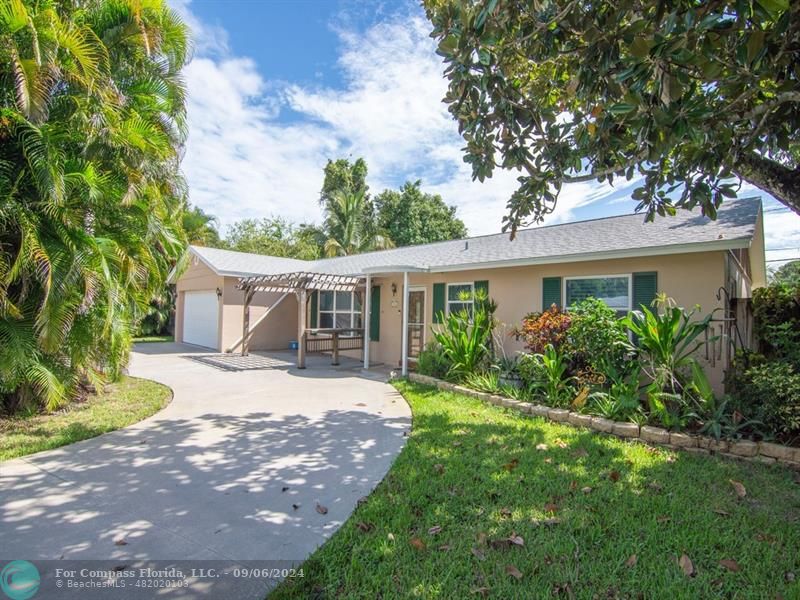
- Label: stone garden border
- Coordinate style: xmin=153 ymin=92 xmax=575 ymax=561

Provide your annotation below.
xmin=408 ymin=372 xmax=800 ymax=470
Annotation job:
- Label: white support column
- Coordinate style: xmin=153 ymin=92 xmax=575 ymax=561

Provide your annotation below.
xmin=363 ymin=274 xmax=371 ymax=369
xmin=401 ymin=270 xmax=409 ymax=377
xmin=297 ymin=289 xmax=307 ymax=369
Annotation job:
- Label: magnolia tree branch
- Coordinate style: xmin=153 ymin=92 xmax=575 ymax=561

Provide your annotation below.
xmin=730 ymin=152 xmax=800 ymax=216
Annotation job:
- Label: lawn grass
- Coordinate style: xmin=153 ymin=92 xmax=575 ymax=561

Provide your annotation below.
xmin=272 ymin=381 xmax=800 ymax=599
xmin=0 ymin=376 xmax=171 ymax=461
xmin=133 ymin=334 xmax=174 ymax=343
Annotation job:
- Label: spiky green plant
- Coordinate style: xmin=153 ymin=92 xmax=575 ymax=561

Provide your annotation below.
xmin=0 ymin=0 xmax=189 ymax=412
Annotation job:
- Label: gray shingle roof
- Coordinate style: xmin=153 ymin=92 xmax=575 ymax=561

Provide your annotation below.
xmin=191 ymin=246 xmax=309 ymax=277
xmin=191 ymin=197 xmax=761 ymax=277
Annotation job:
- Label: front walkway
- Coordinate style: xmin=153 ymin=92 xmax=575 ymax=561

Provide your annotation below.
xmin=0 ymin=343 xmax=410 ymax=598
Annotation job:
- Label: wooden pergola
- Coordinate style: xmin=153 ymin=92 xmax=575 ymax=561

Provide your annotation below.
xmin=237 ymin=272 xmax=366 ymax=369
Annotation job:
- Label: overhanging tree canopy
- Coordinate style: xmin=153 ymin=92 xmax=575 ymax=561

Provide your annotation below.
xmin=425 ymin=0 xmax=799 ymax=235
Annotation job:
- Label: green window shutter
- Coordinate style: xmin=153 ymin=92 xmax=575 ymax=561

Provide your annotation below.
xmin=632 ymin=272 xmax=658 ymax=311
xmin=369 ymin=285 xmax=380 ymax=341
xmin=432 ymin=283 xmax=446 ymax=323
xmin=310 ymin=291 xmax=318 ymax=328
xmin=542 ymin=277 xmax=562 ymax=310
xmin=474 ymin=280 xmax=489 ymax=298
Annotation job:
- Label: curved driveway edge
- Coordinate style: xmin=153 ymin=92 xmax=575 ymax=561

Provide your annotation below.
xmin=0 ymin=343 xmax=411 ymax=599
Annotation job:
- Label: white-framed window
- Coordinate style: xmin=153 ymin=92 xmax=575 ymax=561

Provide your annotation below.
xmin=446 ymin=282 xmax=474 ymax=316
xmin=318 ymin=291 xmax=363 ymax=330
xmin=564 ymin=274 xmax=632 ymax=316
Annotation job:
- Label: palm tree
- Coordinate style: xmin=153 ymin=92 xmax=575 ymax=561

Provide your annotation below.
xmin=182 ymin=204 xmax=221 ymax=247
xmin=0 ymin=0 xmax=189 ymax=412
xmin=323 ymin=190 xmax=393 ymax=257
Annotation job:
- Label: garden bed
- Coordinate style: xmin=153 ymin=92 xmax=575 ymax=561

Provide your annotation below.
xmin=410 ymin=372 xmax=800 ymax=469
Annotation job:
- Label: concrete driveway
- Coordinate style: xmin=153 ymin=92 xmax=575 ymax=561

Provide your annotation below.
xmin=0 ymin=343 xmax=411 ymax=598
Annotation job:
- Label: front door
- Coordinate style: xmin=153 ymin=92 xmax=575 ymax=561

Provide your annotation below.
xmin=407 ymin=288 xmax=426 ymax=359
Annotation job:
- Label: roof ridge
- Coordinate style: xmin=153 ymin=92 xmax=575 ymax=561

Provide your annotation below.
xmin=308 ymin=196 xmax=762 ymax=264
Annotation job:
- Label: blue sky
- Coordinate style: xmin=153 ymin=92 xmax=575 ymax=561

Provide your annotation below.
xmin=171 ymin=0 xmax=799 ymax=265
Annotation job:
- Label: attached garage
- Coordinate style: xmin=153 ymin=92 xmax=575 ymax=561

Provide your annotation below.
xmin=182 ymin=290 xmax=220 ymax=349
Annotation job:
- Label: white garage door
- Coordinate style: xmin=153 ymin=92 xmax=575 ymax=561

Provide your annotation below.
xmin=183 ymin=291 xmax=219 ymax=349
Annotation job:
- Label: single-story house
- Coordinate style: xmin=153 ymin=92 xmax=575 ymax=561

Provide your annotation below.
xmin=170 ymin=197 xmax=766 ymax=392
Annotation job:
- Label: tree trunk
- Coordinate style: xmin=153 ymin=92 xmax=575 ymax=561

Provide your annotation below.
xmin=730 ymin=152 xmax=800 ymax=216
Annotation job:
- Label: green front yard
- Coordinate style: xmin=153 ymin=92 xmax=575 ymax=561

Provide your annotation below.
xmin=273 ymin=381 xmax=799 ymax=599
xmin=0 ymin=377 xmax=171 ymax=461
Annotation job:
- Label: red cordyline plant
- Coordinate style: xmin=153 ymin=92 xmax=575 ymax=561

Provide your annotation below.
xmin=513 ymin=305 xmax=572 ymax=354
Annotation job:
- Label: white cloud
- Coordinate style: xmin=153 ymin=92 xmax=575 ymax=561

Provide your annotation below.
xmin=172 ymin=0 xmax=800 ymax=255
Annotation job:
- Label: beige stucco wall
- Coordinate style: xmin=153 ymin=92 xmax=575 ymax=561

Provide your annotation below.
xmin=175 ymin=258 xmax=299 ymax=352
xmin=221 ymin=277 xmax=298 ymax=352
xmin=369 ymin=250 xmax=729 ymax=390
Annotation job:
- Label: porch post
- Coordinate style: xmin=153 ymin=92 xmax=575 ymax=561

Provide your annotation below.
xmin=363 ymin=274 xmax=371 ymax=369
xmin=241 ymin=287 xmax=253 ymax=357
xmin=297 ymin=288 xmax=307 ymax=369
xmin=401 ymin=270 xmax=409 ymax=377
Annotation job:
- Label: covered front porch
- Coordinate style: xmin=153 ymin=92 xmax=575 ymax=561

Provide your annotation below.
xmin=237 ymin=268 xmax=423 ymax=376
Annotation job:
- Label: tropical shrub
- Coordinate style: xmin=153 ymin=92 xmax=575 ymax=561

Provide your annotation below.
xmin=623 ymin=302 xmax=714 ymax=396
xmin=431 ymin=293 xmax=494 ymax=380
xmin=729 ymin=362 xmax=800 ymax=443
xmin=526 ymin=344 xmax=575 ymax=407
xmin=417 ymin=342 xmax=451 ymax=380
xmin=752 ymin=282 xmax=800 ymax=365
xmin=514 ymin=305 xmax=572 ymax=354
xmin=588 ymin=362 xmax=644 ymax=423
xmin=464 ymin=370 xmax=501 ymax=394
xmin=566 ymin=297 xmax=628 ymax=373
xmin=0 ymin=0 xmax=188 ymax=412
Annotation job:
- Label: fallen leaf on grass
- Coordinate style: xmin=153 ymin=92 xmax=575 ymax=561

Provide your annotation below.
xmin=387 ymin=533 xmax=395 ymax=541
xmin=471 ymin=547 xmax=486 ymax=560
xmin=729 ymin=480 xmax=746 ymax=498
xmin=679 ymin=554 xmax=696 ymax=577
xmin=438 ymin=544 xmax=452 ymax=551
xmin=719 ymin=559 xmax=740 ymax=572
xmin=554 ymin=439 xmax=568 ymax=449
xmin=502 ymin=458 xmax=519 ymax=471
xmin=356 ymin=522 xmax=374 ymax=533
xmin=410 ymin=537 xmax=426 ymax=551
xmin=544 ymin=502 xmax=559 ymax=513
xmin=581 ymin=486 xmax=593 ymax=494
xmin=428 ymin=525 xmax=442 ymax=535
xmin=657 ymin=515 xmax=671 ymax=523
xmin=647 ymin=481 xmax=663 ymax=492
xmin=786 ymin=571 xmax=796 ymax=582
xmin=315 ymin=503 xmax=328 ymax=515
xmin=713 ymin=509 xmax=730 ymax=517
xmin=536 ymin=443 xmax=548 ymax=451
xmin=544 ymin=457 xmax=553 ymax=464
xmin=433 ymin=464 xmax=445 ymax=475
xmin=470 ymin=586 xmax=490 ymax=596
xmin=499 ymin=507 xmax=513 ymax=519
xmin=572 ymin=448 xmax=589 ymax=458
xmin=114 ymin=539 xmax=128 ymax=546
xmin=625 ymin=554 xmax=637 ymax=568
xmin=609 ymin=470 xmax=621 ymax=483
xmin=508 ymin=533 xmax=524 ymax=546
xmin=505 ymin=564 xmax=523 ymax=580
